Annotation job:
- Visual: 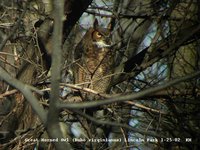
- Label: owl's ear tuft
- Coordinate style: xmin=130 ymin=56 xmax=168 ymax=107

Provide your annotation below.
xmin=107 ymin=22 xmax=112 ymax=31
xmin=93 ymin=18 xmax=99 ymax=29
xmin=107 ymin=19 xmax=114 ymax=31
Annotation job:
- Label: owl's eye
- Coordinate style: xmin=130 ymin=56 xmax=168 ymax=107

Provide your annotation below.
xmin=96 ymin=32 xmax=102 ymax=38
xmin=93 ymin=31 xmax=102 ymax=39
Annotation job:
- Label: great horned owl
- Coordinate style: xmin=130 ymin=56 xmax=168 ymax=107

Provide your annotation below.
xmin=73 ymin=19 xmax=114 ymax=95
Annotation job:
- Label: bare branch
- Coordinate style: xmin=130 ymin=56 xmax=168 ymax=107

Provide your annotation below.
xmin=125 ymin=101 xmax=167 ymax=115
xmin=72 ymin=109 xmax=164 ymax=138
xmin=46 ymin=1 xmax=72 ymax=150
xmin=0 ymin=5 xmax=27 ymax=52
xmin=59 ymin=71 xmax=200 ymax=109
xmin=0 ymin=66 xmax=47 ymax=123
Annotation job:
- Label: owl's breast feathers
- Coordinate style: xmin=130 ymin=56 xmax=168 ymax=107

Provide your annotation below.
xmin=74 ymin=42 xmax=114 ymax=93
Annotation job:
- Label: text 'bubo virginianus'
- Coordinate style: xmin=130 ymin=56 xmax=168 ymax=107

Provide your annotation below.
xmin=73 ymin=19 xmax=114 ymax=96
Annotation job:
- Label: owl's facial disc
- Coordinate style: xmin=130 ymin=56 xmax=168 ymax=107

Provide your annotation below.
xmin=92 ymin=30 xmax=111 ymax=48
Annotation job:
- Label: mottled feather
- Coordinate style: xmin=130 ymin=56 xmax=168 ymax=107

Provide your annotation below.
xmin=73 ymin=21 xmax=114 ymax=96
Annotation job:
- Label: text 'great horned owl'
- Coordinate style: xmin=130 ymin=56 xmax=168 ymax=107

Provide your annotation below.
xmin=73 ymin=19 xmax=114 ymax=94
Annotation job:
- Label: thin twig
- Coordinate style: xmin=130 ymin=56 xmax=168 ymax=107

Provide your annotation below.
xmin=0 ymin=89 xmax=18 ymax=98
xmin=0 ymin=66 xmax=47 ymax=123
xmin=125 ymin=101 xmax=167 ymax=115
xmin=58 ymin=71 xmax=200 ymax=109
xmin=0 ymin=7 xmax=27 ymax=51
xmin=72 ymin=109 xmax=165 ymax=138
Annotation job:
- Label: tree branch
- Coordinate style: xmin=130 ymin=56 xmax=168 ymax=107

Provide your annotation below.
xmin=72 ymin=109 xmax=165 ymax=138
xmin=63 ymin=0 xmax=93 ymax=41
xmin=113 ymin=23 xmax=200 ymax=85
xmin=58 ymin=71 xmax=200 ymax=109
xmin=0 ymin=4 xmax=28 ymax=52
xmin=0 ymin=66 xmax=47 ymax=123
xmin=46 ymin=0 xmax=72 ymax=150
